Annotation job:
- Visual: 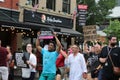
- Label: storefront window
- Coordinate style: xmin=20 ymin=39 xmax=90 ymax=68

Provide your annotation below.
xmin=62 ymin=0 xmax=70 ymax=14
xmin=46 ymin=0 xmax=56 ymax=11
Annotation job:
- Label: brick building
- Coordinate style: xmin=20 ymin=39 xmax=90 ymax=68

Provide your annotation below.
xmin=0 ymin=0 xmax=82 ymax=51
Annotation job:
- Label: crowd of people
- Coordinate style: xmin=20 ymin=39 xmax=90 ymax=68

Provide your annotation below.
xmin=0 ymin=32 xmax=120 ymax=80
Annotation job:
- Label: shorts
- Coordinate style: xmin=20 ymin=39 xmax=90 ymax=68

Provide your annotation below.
xmin=39 ymin=73 xmax=56 ymax=80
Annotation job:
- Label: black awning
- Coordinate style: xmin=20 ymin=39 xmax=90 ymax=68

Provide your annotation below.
xmin=0 ymin=21 xmax=82 ymax=36
xmin=60 ymin=27 xmax=82 ymax=36
xmin=0 ymin=21 xmax=60 ymax=32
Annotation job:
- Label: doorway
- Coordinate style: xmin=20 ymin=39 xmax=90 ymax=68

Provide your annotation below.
xmin=0 ymin=31 xmax=11 ymax=47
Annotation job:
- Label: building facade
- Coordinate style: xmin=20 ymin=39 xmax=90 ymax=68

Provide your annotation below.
xmin=0 ymin=0 xmax=81 ymax=51
xmin=0 ymin=0 xmax=82 ymax=77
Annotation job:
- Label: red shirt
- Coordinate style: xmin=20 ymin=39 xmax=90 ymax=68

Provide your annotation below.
xmin=56 ymin=51 xmax=66 ymax=67
xmin=0 ymin=47 xmax=9 ymax=66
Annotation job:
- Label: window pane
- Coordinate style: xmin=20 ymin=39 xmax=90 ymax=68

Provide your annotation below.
xmin=63 ymin=3 xmax=67 ymax=12
xmin=46 ymin=0 xmax=55 ymax=11
xmin=26 ymin=0 xmax=39 ymax=7
xmin=63 ymin=0 xmax=69 ymax=3
xmin=62 ymin=0 xmax=70 ymax=13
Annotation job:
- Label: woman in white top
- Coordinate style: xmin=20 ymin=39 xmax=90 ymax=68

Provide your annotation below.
xmin=22 ymin=43 xmax=37 ymax=80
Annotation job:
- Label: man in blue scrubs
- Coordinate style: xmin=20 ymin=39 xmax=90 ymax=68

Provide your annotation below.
xmin=36 ymin=32 xmax=61 ymax=80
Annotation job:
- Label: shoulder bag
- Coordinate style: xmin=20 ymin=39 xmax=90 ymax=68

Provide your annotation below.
xmin=108 ymin=53 xmax=120 ymax=76
xmin=22 ymin=68 xmax=31 ymax=78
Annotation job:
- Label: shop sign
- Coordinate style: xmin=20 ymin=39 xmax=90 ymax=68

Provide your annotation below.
xmin=78 ymin=4 xmax=88 ymax=10
xmin=78 ymin=4 xmax=88 ymax=26
xmin=38 ymin=31 xmax=54 ymax=39
xmin=24 ymin=9 xmax=73 ymax=29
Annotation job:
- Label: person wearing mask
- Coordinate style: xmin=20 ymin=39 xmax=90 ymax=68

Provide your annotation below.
xmin=0 ymin=40 xmax=11 ymax=80
xmin=99 ymin=35 xmax=120 ymax=80
xmin=22 ymin=43 xmax=37 ymax=80
xmin=66 ymin=44 xmax=87 ymax=80
xmin=36 ymin=31 xmax=61 ymax=80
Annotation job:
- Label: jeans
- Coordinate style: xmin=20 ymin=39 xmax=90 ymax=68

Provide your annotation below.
xmin=98 ymin=69 xmax=103 ymax=80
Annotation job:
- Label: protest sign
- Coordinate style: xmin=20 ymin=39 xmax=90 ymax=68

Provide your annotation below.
xmin=15 ymin=53 xmax=28 ymax=68
xmin=38 ymin=31 xmax=54 ymax=39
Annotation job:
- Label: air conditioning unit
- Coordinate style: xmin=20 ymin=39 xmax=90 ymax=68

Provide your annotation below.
xmin=0 ymin=0 xmax=4 ymax=2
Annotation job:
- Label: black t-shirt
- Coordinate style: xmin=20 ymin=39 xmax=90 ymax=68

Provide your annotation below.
xmin=100 ymin=46 xmax=120 ymax=76
xmin=87 ymin=52 xmax=100 ymax=71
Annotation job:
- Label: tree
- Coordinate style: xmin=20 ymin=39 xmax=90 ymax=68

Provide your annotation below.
xmin=76 ymin=0 xmax=116 ymax=25
xmin=103 ymin=19 xmax=120 ymax=41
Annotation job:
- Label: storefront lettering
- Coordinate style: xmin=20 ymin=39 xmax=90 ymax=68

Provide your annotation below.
xmin=46 ymin=17 xmax=62 ymax=23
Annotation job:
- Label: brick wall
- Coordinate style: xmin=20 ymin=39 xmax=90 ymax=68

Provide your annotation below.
xmin=0 ymin=0 xmax=18 ymax=10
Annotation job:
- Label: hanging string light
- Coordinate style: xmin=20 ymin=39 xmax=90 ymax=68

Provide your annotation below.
xmin=11 ymin=26 xmax=15 ymax=31
xmin=1 ymin=28 xmax=4 ymax=31
xmin=27 ymin=34 xmax=29 ymax=36
xmin=6 ymin=29 xmax=8 ymax=31
xmin=21 ymin=29 xmax=23 ymax=32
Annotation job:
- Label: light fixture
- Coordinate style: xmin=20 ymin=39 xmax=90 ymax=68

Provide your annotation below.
xmin=62 ymin=35 xmax=64 ymax=37
xmin=11 ymin=27 xmax=15 ymax=31
xmin=21 ymin=30 xmax=23 ymax=32
xmin=29 ymin=29 xmax=32 ymax=31
xmin=1 ymin=28 xmax=4 ymax=31
xmin=6 ymin=29 xmax=8 ymax=31
xmin=42 ymin=7 xmax=44 ymax=9
xmin=58 ymin=11 xmax=61 ymax=13
xmin=27 ymin=34 xmax=29 ymax=36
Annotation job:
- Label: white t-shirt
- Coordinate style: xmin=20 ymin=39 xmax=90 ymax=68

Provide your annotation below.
xmin=29 ymin=53 xmax=37 ymax=72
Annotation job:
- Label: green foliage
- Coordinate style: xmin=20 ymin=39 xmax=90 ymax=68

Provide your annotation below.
xmin=76 ymin=0 xmax=116 ymax=25
xmin=103 ymin=20 xmax=120 ymax=40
